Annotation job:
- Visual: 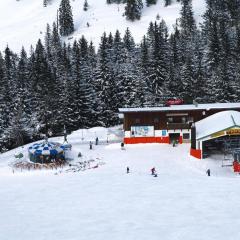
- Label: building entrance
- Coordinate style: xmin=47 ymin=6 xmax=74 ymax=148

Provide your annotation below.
xmin=169 ymin=133 xmax=180 ymax=144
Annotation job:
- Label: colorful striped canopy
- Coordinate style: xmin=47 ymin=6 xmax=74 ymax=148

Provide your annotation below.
xmin=28 ymin=142 xmax=65 ymax=156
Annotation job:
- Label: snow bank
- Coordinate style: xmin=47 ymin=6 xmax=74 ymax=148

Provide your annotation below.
xmin=0 ymin=125 xmax=240 ymax=240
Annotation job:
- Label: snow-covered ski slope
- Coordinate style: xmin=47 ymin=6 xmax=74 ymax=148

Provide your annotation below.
xmin=0 ymin=0 xmax=206 ymax=53
xmin=0 ymin=126 xmax=240 ymax=240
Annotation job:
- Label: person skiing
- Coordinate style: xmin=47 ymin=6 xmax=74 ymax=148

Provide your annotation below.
xmin=127 ymin=166 xmax=130 ymax=174
xmin=151 ymin=167 xmax=158 ymax=177
xmin=95 ymin=137 xmax=99 ymax=145
xmin=206 ymin=169 xmax=211 ymax=176
xmin=89 ymin=141 xmax=93 ymax=150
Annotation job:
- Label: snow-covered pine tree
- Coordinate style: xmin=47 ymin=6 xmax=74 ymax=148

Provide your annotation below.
xmin=78 ymin=36 xmax=98 ymax=127
xmin=164 ymin=0 xmax=172 ymax=6
xmin=59 ymin=0 xmax=74 ymax=36
xmin=167 ymin=25 xmax=183 ymax=98
xmin=87 ymin=41 xmax=103 ymax=126
xmin=44 ymin=23 xmax=52 ymax=61
xmin=123 ymin=28 xmax=135 ymax=52
xmin=65 ymin=40 xmax=96 ymax=130
xmin=3 ymin=46 xmax=18 ymax=128
xmin=0 ymin=52 xmax=9 ymax=151
xmin=147 ymin=21 xmax=170 ymax=103
xmin=179 ymin=0 xmax=196 ymax=38
xmin=48 ymin=23 xmax=72 ymax=134
xmin=178 ymin=0 xmax=198 ymax=103
xmin=106 ymin=0 xmax=126 ymax=3
xmin=125 ymin=0 xmax=143 ymax=21
xmin=201 ymin=0 xmax=239 ymax=102
xmin=43 ymin=0 xmax=51 ymax=7
xmin=3 ymin=46 xmax=29 ymax=148
xmin=15 ymin=47 xmax=35 ymax=139
xmin=146 ymin=0 xmax=157 ymax=7
xmin=202 ymin=0 xmax=220 ymax=71
xmin=112 ymin=30 xmax=136 ymax=108
xmin=94 ymin=32 xmax=119 ymax=126
xmin=180 ymin=54 xmax=195 ymax=103
xmin=137 ymin=37 xmax=152 ymax=106
xmin=83 ymin=0 xmax=89 ymax=11
xmin=29 ymin=40 xmax=55 ymax=136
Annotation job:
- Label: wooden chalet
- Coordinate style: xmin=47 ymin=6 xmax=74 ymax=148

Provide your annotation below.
xmin=119 ymin=103 xmax=240 ymax=145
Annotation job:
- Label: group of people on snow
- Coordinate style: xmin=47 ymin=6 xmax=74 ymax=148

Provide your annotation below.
xmin=126 ymin=166 xmax=158 ymax=177
xmin=89 ymin=137 xmax=99 ymax=150
xmin=126 ymin=167 xmax=211 ymax=177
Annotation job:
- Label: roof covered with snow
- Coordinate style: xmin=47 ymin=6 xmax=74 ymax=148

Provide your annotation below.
xmin=195 ymin=111 xmax=240 ymax=140
xmin=119 ymin=103 xmax=240 ymax=113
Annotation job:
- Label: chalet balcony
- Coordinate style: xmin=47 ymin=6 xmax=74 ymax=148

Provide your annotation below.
xmin=167 ymin=122 xmax=191 ymax=130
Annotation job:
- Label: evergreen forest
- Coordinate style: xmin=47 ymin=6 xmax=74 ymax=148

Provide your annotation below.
xmin=0 ymin=0 xmax=240 ymax=150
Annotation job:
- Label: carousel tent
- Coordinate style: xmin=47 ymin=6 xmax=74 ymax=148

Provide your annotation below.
xmin=28 ymin=142 xmax=65 ymax=163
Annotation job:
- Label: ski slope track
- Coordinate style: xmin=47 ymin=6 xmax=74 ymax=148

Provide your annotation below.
xmin=0 ymin=0 xmax=206 ymax=53
xmin=0 ymin=126 xmax=240 ymax=240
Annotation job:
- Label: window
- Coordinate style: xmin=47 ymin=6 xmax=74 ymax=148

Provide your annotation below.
xmin=154 ymin=117 xmax=159 ymax=123
xmin=182 ymin=117 xmax=187 ymax=123
xmin=167 ymin=117 xmax=173 ymax=123
xmin=183 ymin=133 xmax=190 ymax=140
xmin=188 ymin=117 xmax=194 ymax=123
xmin=135 ymin=118 xmax=140 ymax=124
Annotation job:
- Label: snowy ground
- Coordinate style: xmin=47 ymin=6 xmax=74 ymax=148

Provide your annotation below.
xmin=0 ymin=126 xmax=240 ymax=240
xmin=0 ymin=0 xmax=206 ymax=53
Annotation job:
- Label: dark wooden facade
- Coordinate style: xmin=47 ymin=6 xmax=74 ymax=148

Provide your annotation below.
xmin=123 ymin=108 xmax=240 ymax=131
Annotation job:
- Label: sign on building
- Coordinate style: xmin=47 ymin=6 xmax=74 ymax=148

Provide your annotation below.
xmin=131 ymin=126 xmax=154 ymax=137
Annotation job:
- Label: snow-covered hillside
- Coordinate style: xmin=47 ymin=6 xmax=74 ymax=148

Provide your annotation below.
xmin=0 ymin=126 xmax=240 ymax=240
xmin=0 ymin=0 xmax=206 ymax=53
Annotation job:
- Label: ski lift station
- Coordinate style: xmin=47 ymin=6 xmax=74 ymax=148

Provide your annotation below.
xmin=191 ymin=110 xmax=240 ymax=159
xmin=119 ymin=102 xmax=240 ymax=171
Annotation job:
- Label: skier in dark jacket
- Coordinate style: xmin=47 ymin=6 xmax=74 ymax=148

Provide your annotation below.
xmin=89 ymin=141 xmax=93 ymax=150
xmin=151 ymin=167 xmax=156 ymax=175
xmin=127 ymin=167 xmax=130 ymax=174
xmin=95 ymin=137 xmax=99 ymax=145
xmin=206 ymin=169 xmax=211 ymax=176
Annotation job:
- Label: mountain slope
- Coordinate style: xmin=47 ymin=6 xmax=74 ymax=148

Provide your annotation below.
xmin=0 ymin=0 xmax=206 ymax=53
xmin=0 ymin=126 xmax=239 ymax=240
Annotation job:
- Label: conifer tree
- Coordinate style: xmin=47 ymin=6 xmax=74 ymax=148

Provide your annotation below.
xmin=180 ymin=0 xmax=196 ymax=38
xmin=59 ymin=0 xmax=74 ymax=36
xmin=83 ymin=0 xmax=89 ymax=11
xmin=0 ymin=52 xmax=9 ymax=150
xmin=164 ymin=0 xmax=172 ymax=6
xmin=125 ymin=0 xmax=143 ymax=21
xmin=123 ymin=28 xmax=135 ymax=52
xmin=146 ymin=0 xmax=157 ymax=6
xmin=147 ymin=21 xmax=170 ymax=102
xmin=167 ymin=26 xmax=183 ymax=98
xmin=6 ymin=46 xmax=34 ymax=149
xmin=94 ymin=32 xmax=118 ymax=126
xmin=43 ymin=0 xmax=51 ymax=7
